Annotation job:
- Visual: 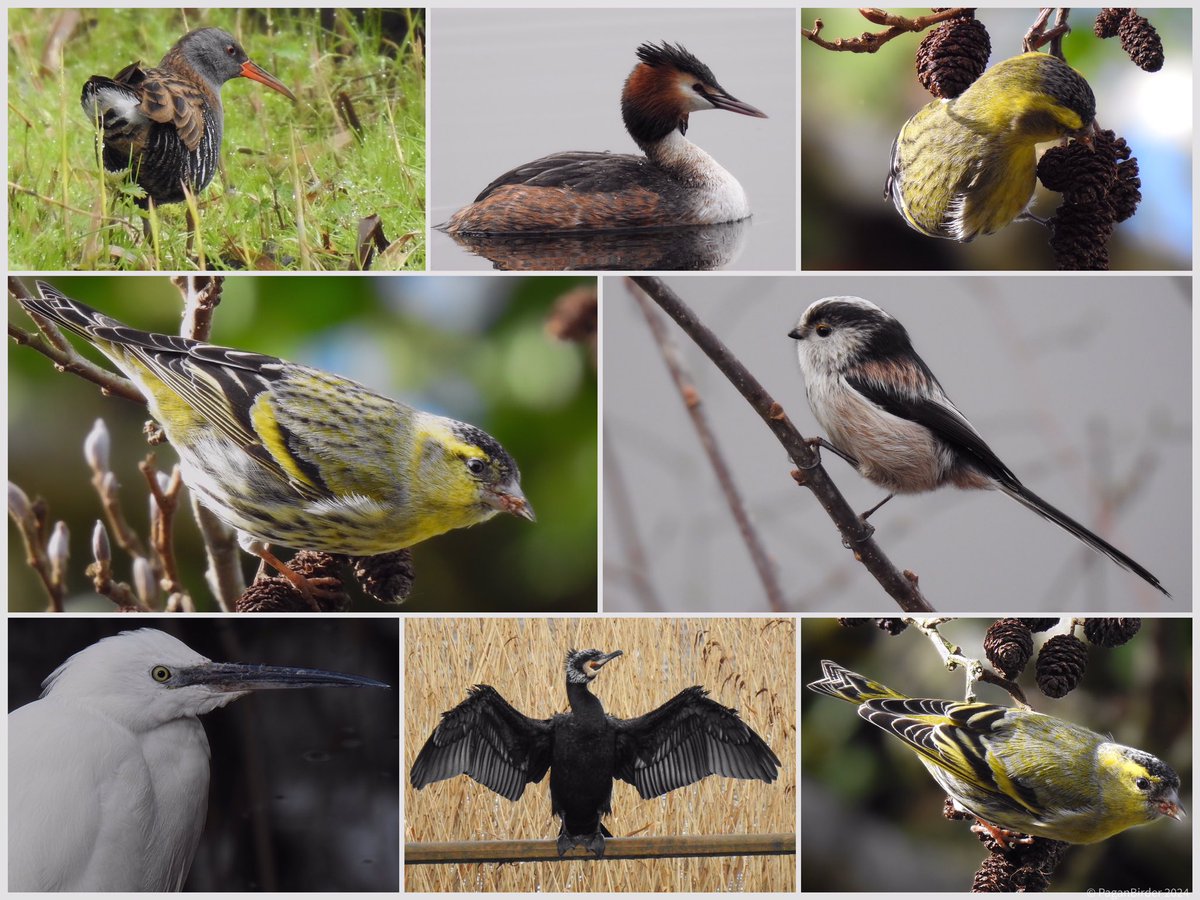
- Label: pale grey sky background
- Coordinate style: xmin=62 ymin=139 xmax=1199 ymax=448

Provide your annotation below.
xmin=604 ymin=275 xmax=1190 ymax=613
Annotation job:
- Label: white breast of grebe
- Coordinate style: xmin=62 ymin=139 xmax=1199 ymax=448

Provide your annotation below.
xmin=652 ymin=130 xmax=751 ymax=224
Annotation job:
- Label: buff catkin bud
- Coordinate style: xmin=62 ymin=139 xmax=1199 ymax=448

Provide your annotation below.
xmin=84 ymin=419 xmax=111 ymax=474
xmin=92 ymin=520 xmax=112 ymax=565
xmin=47 ymin=522 xmax=70 ymax=582
xmin=132 ymin=557 xmax=157 ymax=606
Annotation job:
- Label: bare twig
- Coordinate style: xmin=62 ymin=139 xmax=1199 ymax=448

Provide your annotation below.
xmin=87 ymin=520 xmax=149 ymax=611
xmin=89 ymin=457 xmax=148 ymax=561
xmin=141 ymin=457 xmax=188 ymax=600
xmin=603 ymin=442 xmax=664 ymax=612
xmin=9 ymin=277 xmax=144 ymax=402
xmin=802 ymin=8 xmax=969 ymax=53
xmin=630 ymin=285 xmax=786 ymax=613
xmin=909 ymin=617 xmax=1029 ymax=706
xmin=169 ymin=275 xmax=244 ymax=610
xmin=8 ymin=482 xmax=65 ymax=611
xmin=629 ymin=277 xmax=933 ymax=613
xmin=192 ymin=498 xmax=244 ymax=611
xmin=172 ymin=275 xmax=223 ymax=341
xmin=1024 ymin=8 xmax=1072 ymax=56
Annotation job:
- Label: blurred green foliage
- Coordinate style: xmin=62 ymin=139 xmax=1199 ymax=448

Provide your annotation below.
xmin=801 ymin=618 xmax=1192 ymax=891
xmin=8 ymin=8 xmax=425 ymax=270
xmin=9 ymin=275 xmax=598 ymax=613
xmin=801 ymin=7 xmax=1192 ymax=270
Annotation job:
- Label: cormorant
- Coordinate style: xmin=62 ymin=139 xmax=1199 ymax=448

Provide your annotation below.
xmin=409 ymin=648 xmax=780 ymax=856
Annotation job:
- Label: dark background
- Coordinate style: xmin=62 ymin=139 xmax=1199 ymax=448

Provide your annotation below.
xmin=9 ymin=617 xmax=399 ymax=892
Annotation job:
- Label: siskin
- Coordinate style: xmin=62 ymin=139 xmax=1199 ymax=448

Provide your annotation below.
xmin=809 ymin=660 xmax=1184 ymax=845
xmin=886 ymin=52 xmax=1096 ymax=242
xmin=19 ymin=284 xmax=535 ymax=600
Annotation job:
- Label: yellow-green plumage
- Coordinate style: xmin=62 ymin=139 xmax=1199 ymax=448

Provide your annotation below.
xmin=19 ymin=284 xmax=534 ymax=561
xmin=887 ymin=52 xmax=1096 ymax=241
xmin=809 ymin=661 xmax=1183 ymax=845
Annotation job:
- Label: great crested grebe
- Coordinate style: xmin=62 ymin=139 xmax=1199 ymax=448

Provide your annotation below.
xmin=442 ymin=42 xmax=767 ymax=234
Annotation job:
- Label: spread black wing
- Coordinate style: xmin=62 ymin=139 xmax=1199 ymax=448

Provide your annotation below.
xmin=472 ymin=152 xmax=665 ymax=202
xmin=612 ymin=686 xmax=780 ymax=799
xmin=409 ymin=685 xmax=554 ymax=801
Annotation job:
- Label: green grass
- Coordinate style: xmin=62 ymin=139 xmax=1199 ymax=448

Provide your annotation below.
xmin=9 ymin=8 xmax=425 ymax=270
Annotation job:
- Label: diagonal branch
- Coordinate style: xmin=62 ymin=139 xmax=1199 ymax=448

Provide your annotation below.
xmin=629 ymin=277 xmax=933 ymax=613
xmin=802 ymin=7 xmax=970 ymax=53
xmin=629 ymin=285 xmax=786 ymax=612
xmin=8 ymin=276 xmax=143 ymax=403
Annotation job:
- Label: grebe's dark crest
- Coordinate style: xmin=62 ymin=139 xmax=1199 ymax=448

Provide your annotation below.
xmin=443 ymin=41 xmax=766 ymax=235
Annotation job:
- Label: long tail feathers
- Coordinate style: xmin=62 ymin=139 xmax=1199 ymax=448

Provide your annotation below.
xmin=998 ymin=480 xmax=1169 ymax=597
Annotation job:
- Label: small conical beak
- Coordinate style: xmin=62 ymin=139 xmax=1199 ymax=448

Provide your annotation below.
xmin=1160 ymin=790 xmax=1186 ymax=821
xmin=240 ymin=60 xmax=297 ymax=101
xmin=488 ymin=481 xmax=536 ymax=523
xmin=175 ymin=661 xmax=388 ymax=692
xmin=787 ymin=325 xmax=804 ymax=340
xmin=708 ymin=89 xmax=767 ymax=119
xmin=1074 ymin=119 xmax=1097 ymax=149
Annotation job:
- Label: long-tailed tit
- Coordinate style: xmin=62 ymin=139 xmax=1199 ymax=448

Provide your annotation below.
xmin=788 ymin=296 xmax=1167 ymax=596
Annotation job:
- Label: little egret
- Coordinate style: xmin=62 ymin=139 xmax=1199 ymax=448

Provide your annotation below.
xmin=9 ymin=628 xmax=388 ymax=892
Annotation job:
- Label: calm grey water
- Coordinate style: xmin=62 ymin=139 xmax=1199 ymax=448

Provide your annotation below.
xmin=430 ymin=8 xmax=796 ymax=271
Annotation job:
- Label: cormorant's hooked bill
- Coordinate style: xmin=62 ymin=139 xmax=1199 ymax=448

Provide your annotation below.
xmin=410 ymin=647 xmax=780 ymax=857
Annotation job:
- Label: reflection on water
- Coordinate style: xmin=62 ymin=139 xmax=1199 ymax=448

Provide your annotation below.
xmin=441 ymin=219 xmax=750 ymax=271
xmin=431 ymin=9 xmax=796 ymax=271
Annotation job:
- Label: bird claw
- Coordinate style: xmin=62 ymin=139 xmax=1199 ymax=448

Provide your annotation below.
xmin=555 ymin=829 xmax=606 ymax=858
xmin=252 ymin=545 xmax=332 ymax=611
xmin=584 ymin=831 xmax=607 ymax=858
xmin=971 ymin=819 xmax=1035 ymax=850
xmin=802 ymin=436 xmax=859 ymax=470
xmin=282 ymin=574 xmax=343 ymax=612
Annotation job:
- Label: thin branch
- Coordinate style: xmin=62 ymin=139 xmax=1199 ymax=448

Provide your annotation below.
xmin=173 ymin=275 xmax=223 ymax=341
xmin=141 ymin=457 xmax=188 ymax=600
xmin=192 ymin=498 xmax=244 ymax=611
xmin=630 ymin=277 xmax=933 ymax=613
xmin=1024 ymin=8 xmax=1072 ymax=56
xmin=166 ymin=276 xmax=241 ymax=610
xmin=86 ymin=520 xmax=149 ymax=612
xmin=909 ymin=617 xmax=1029 ymax=706
xmin=602 ymin=442 xmax=664 ymax=612
xmin=9 ymin=277 xmax=144 ymax=403
xmin=90 ymin=461 xmax=148 ymax=561
xmin=802 ymin=8 xmax=969 ymax=53
xmin=8 ymin=483 xmax=65 ymax=611
xmin=630 ymin=285 xmax=786 ymax=613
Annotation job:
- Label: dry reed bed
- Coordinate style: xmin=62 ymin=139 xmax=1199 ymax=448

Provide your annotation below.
xmin=404 ymin=617 xmax=796 ymax=892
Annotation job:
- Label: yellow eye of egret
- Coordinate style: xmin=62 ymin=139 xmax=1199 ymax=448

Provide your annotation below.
xmin=151 ymin=665 xmax=171 ymax=683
